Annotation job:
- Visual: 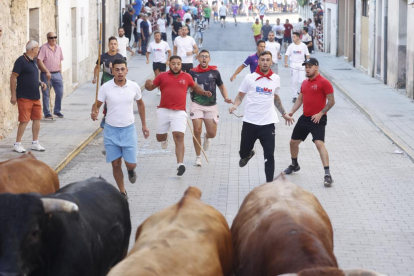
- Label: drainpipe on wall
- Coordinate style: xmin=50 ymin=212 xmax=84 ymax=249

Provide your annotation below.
xmin=353 ymin=0 xmax=356 ymax=67
xmin=55 ymin=1 xmax=59 ymax=44
xmin=383 ymin=0 xmax=388 ymax=84
xmin=336 ymin=2 xmax=339 ymax=57
xmin=371 ymin=0 xmax=376 ymax=77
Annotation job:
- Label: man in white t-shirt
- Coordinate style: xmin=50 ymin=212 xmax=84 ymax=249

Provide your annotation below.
xmin=146 ymin=31 xmax=172 ymax=95
xmin=265 ymin=31 xmax=281 ymax=74
xmin=293 ymin=18 xmax=303 ymax=33
xmin=116 ymin=27 xmax=135 ymax=58
xmin=173 ymin=25 xmax=198 ymax=72
xmin=91 ymin=59 xmax=149 ymax=200
xmin=272 ymin=18 xmax=285 ymax=48
xmin=157 ymin=13 xmax=167 ymax=42
xmin=219 ymin=2 xmax=227 ymax=28
xmin=284 ymin=31 xmax=310 ymax=103
xmin=229 ymin=51 xmax=293 ymax=183
xmin=137 ymin=14 xmax=144 ymax=53
xmin=183 ymin=9 xmax=192 ymax=26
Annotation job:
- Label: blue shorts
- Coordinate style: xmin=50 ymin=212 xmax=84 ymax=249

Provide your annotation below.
xmin=104 ymin=123 xmax=137 ymax=164
xmin=284 ymin=36 xmax=292 ymax=43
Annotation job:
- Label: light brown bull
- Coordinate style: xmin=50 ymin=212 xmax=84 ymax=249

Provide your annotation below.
xmin=0 ymin=152 xmax=59 ymax=195
xmin=108 ymin=187 xmax=233 ymax=276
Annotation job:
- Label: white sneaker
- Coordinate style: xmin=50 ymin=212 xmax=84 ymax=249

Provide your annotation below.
xmin=31 ymin=141 xmax=45 ymax=152
xmin=161 ymin=139 xmax=168 ymax=149
xmin=13 ymin=143 xmax=26 ymax=153
xmin=194 ymin=156 xmax=202 ymax=166
xmin=203 ymin=133 xmax=211 ymax=151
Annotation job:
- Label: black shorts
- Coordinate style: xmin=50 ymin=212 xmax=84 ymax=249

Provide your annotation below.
xmin=181 ymin=63 xmax=193 ymax=73
xmin=161 ymin=32 xmax=167 ymax=42
xmin=291 ymin=115 xmax=327 ymax=142
xmin=276 ymin=38 xmax=283 ymax=45
xmin=153 ymin=62 xmax=167 ymax=72
xmin=220 ymin=15 xmax=226 ymax=20
xmin=205 ymin=17 xmax=210 ymax=23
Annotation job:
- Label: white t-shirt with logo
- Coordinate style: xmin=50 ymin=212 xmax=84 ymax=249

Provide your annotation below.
xmin=272 ymin=24 xmax=285 ymax=39
xmin=265 ymin=41 xmax=281 ymax=64
xmin=116 ymin=36 xmax=129 ymax=58
xmin=174 ymin=36 xmax=196 ymax=64
xmin=285 ymin=42 xmax=309 ymax=63
xmin=157 ymin=18 xmax=166 ymax=33
xmin=238 ymin=73 xmax=280 ymax=125
xmin=147 ymin=41 xmax=171 ymax=63
xmin=98 ymin=79 xmax=142 ymax=127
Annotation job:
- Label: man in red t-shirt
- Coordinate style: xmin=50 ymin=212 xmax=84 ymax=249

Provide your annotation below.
xmin=283 ymin=58 xmax=336 ymax=187
xmin=283 ymin=19 xmax=293 ymax=52
xmin=145 ymin=56 xmax=211 ymax=176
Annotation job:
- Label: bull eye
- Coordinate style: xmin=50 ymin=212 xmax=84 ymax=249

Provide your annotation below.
xmin=30 ymin=230 xmax=40 ymax=243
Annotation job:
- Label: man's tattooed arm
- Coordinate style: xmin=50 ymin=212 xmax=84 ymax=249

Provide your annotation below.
xmin=274 ymin=94 xmax=286 ymax=115
xmin=321 ymin=94 xmax=335 ymax=114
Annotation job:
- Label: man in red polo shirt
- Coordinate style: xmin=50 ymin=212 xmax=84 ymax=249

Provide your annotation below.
xmin=145 ymin=56 xmax=211 ymax=176
xmin=283 ymin=58 xmax=336 ymax=187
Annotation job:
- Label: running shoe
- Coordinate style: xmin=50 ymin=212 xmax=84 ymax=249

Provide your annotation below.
xmin=161 ymin=139 xmax=168 ymax=149
xmin=239 ymin=150 xmax=255 ymax=167
xmin=13 ymin=143 xmax=26 ymax=153
xmin=203 ymin=133 xmax=211 ymax=151
xmin=31 ymin=141 xmax=45 ymax=152
xmin=177 ymin=164 xmax=186 ymax=176
xmin=53 ymin=112 xmax=64 ymax=118
xmin=284 ymin=164 xmax=301 ymax=174
xmin=194 ymin=156 xmax=202 ymax=167
xmin=128 ymin=170 xmax=137 ymax=184
xmin=292 ymin=97 xmax=297 ymax=103
xmin=102 ymin=147 xmax=106 ymax=155
xmin=121 ymin=190 xmax=129 ymax=201
xmin=44 ymin=114 xmax=53 ymax=119
xmin=324 ymin=175 xmax=334 ymax=187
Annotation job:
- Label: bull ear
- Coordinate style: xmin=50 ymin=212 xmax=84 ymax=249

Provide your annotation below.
xmin=41 ymin=198 xmax=79 ymax=213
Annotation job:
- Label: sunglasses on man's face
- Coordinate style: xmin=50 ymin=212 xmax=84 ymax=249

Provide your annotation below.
xmin=48 ymin=36 xmax=57 ymax=39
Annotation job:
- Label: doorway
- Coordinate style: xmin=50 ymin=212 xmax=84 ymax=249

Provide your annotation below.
xmin=29 ymin=8 xmax=40 ymax=42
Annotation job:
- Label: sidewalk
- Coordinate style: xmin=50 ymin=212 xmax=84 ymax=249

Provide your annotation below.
xmin=314 ymin=52 xmax=414 ymax=160
xmin=0 ymin=54 xmax=153 ymax=171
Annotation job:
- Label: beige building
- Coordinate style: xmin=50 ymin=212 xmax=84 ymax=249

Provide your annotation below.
xmin=0 ymin=0 xmax=121 ymax=140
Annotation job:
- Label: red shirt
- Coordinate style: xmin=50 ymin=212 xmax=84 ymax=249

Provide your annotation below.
xmin=284 ymin=23 xmax=293 ymax=37
xmin=301 ymin=74 xmax=333 ymax=117
xmin=153 ymin=71 xmax=196 ymax=111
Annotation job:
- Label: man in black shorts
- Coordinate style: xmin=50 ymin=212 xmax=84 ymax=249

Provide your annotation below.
xmin=284 ymin=58 xmax=336 ymax=187
xmin=173 ymin=25 xmax=198 ymax=73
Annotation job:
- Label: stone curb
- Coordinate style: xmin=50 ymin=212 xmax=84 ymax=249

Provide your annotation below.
xmin=319 ymin=68 xmax=414 ymax=162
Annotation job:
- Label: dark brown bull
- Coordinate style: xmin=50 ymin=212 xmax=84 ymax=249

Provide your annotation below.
xmin=108 ymin=187 xmax=233 ymax=276
xmin=231 ymin=173 xmax=384 ymax=276
xmin=0 ymin=152 xmax=59 ymax=195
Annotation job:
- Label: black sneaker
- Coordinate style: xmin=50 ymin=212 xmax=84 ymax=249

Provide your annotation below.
xmin=284 ymin=164 xmax=301 ymax=174
xmin=292 ymin=97 xmax=297 ymax=103
xmin=239 ymin=150 xmax=255 ymax=167
xmin=324 ymin=175 xmax=334 ymax=187
xmin=128 ymin=170 xmax=137 ymax=184
xmin=121 ymin=190 xmax=129 ymax=201
xmin=44 ymin=114 xmax=53 ymax=119
xmin=177 ymin=164 xmax=186 ymax=176
xmin=53 ymin=112 xmax=64 ymax=118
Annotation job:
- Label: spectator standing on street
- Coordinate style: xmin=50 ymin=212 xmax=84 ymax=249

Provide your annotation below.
xmin=252 ymin=18 xmax=262 ymax=43
xmin=189 ymin=49 xmax=233 ymax=167
xmin=203 ymin=4 xmax=211 ymax=28
xmin=136 ymin=14 xmax=144 ymax=53
xmin=140 ymin=14 xmax=150 ymax=55
xmin=272 ymin=18 xmax=285 ymax=50
xmin=173 ymin=25 xmax=198 ymax=73
xmin=144 ymin=56 xmax=211 ymax=176
xmin=284 ymin=58 xmax=335 ymax=187
xmin=157 ymin=13 xmax=167 ymax=42
xmin=284 ymin=31 xmax=310 ymax=103
xmin=171 ymin=16 xmax=182 ymax=41
xmin=219 ymin=2 xmax=227 ymax=28
xmin=307 ymin=18 xmax=315 ymax=53
xmin=293 ymin=17 xmax=303 ymax=33
xmin=229 ymin=51 xmax=294 ymax=183
xmin=195 ymin=16 xmax=207 ymax=48
xmin=116 ymin=27 xmax=135 ymax=59
xmin=122 ymin=7 xmax=136 ymax=45
xmin=230 ymin=39 xmax=266 ymax=81
xmin=10 ymin=40 xmax=47 ymax=153
xmin=283 ymin=18 xmax=293 ymax=51
xmin=91 ymin=59 xmax=149 ymax=200
xmin=261 ymin=19 xmax=272 ymax=41
xmin=37 ymin=32 xmax=65 ymax=119
xmin=231 ymin=2 xmax=239 ymax=26
xmin=131 ymin=0 xmax=142 ymax=20
xmin=301 ymin=27 xmax=313 ymax=54
xmin=265 ymin=31 xmax=281 ymax=74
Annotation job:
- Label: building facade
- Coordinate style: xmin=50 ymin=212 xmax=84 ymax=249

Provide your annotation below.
xmin=0 ymin=0 xmax=121 ymax=140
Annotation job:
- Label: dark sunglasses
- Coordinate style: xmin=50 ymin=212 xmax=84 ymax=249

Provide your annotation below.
xmin=48 ymin=36 xmax=57 ymax=39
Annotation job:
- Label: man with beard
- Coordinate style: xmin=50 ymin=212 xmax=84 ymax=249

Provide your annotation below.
xmin=189 ymin=49 xmax=233 ymax=166
xmin=91 ymin=58 xmax=149 ymax=200
xmin=144 ymin=56 xmax=212 ymax=176
xmin=283 ymin=58 xmax=335 ymax=187
xmin=173 ymin=25 xmax=198 ymax=73
xmin=229 ymin=51 xmax=294 ymax=183
xmin=265 ymin=31 xmax=282 ymax=74
xmin=116 ymin=27 xmax=135 ymax=59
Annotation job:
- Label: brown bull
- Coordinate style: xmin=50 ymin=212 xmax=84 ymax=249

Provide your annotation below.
xmin=0 ymin=152 xmax=59 ymax=195
xmin=108 ymin=187 xmax=233 ymax=276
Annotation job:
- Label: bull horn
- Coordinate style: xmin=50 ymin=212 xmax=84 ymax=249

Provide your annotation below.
xmin=41 ymin=198 xmax=79 ymax=213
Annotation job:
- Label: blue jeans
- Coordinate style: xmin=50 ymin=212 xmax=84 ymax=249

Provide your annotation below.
xmin=41 ymin=72 xmax=64 ymax=116
xmin=141 ymin=34 xmax=148 ymax=55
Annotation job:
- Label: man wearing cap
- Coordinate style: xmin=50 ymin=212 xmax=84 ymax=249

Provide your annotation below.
xmin=284 ymin=57 xmax=335 ymax=187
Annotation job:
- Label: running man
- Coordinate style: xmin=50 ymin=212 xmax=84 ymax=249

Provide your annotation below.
xmin=91 ymin=59 xmax=149 ymax=200
xmin=265 ymin=31 xmax=282 ymax=74
xmin=144 ymin=56 xmax=212 ymax=176
xmin=283 ymin=58 xmax=335 ymax=187
xmin=189 ymin=49 xmax=233 ymax=166
xmin=230 ymin=39 xmax=266 ymax=81
xmin=219 ymin=2 xmax=227 ymax=27
xmin=229 ymin=51 xmax=294 ymax=183
xmin=272 ymin=18 xmax=285 ymax=51
xmin=213 ymin=2 xmax=219 ymax=23
xmin=195 ymin=16 xmax=207 ymax=48
xmin=284 ymin=31 xmax=310 ymax=103
xmin=231 ymin=2 xmax=239 ymax=26
xmin=252 ymin=18 xmax=262 ymax=43
xmin=173 ymin=25 xmax=198 ymax=73
xmin=146 ymin=31 xmax=171 ymax=95
xmin=283 ymin=18 xmax=293 ymax=51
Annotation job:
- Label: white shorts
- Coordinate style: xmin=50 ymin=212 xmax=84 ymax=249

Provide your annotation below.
xmin=156 ymin=108 xmax=187 ymax=134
